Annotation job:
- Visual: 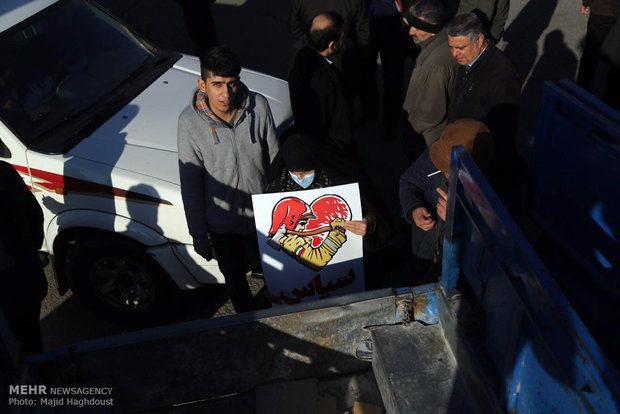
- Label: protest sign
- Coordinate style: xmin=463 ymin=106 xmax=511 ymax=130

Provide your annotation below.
xmin=252 ymin=183 xmax=365 ymax=305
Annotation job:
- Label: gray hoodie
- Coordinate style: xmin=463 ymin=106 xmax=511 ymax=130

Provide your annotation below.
xmin=177 ymin=84 xmax=279 ymax=241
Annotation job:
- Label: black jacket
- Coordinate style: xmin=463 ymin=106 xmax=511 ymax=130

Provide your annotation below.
xmin=399 ymin=150 xmax=447 ymax=261
xmin=288 ymin=0 xmax=371 ymax=96
xmin=289 ymin=47 xmax=353 ymax=149
xmin=448 ymin=41 xmax=521 ymax=179
xmin=288 ymin=0 xmax=370 ymax=47
xmin=0 ymin=161 xmax=47 ymax=300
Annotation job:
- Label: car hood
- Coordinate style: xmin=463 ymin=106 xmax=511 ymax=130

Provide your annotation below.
xmin=68 ymin=55 xmax=291 ymax=185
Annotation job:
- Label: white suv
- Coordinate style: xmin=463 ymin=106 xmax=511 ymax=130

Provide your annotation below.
xmin=0 ymin=0 xmax=292 ymax=322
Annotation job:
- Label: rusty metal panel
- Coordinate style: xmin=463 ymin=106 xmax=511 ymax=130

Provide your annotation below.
xmin=412 ymin=284 xmax=439 ymax=325
xmin=28 ymin=290 xmax=403 ymax=411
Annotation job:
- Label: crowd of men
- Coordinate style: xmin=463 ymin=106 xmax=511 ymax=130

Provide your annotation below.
xmin=178 ymin=0 xmax=524 ymax=313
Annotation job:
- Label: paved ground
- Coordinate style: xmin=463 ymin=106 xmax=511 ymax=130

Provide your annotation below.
xmin=40 ymin=266 xmax=263 ymax=349
xmin=498 ymin=0 xmax=587 ymax=145
xmin=39 ymin=0 xmax=588 ymax=351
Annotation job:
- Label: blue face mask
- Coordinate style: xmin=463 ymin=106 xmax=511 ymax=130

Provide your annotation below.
xmin=289 ymin=171 xmax=315 ymax=189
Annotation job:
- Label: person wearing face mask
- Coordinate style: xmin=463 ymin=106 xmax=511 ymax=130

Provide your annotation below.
xmin=265 ymin=132 xmax=392 ymax=290
xmin=267 ymin=133 xmax=351 ymax=194
xmin=266 ymin=133 xmax=391 ymax=289
xmin=288 ymin=12 xmax=354 ymax=151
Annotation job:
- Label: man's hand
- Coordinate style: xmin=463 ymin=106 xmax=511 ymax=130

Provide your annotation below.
xmin=342 ymin=219 xmax=367 ymax=236
xmin=412 ymin=207 xmax=436 ymax=231
xmin=581 ymin=5 xmax=590 ymax=14
xmin=436 ymin=188 xmax=448 ymax=222
xmin=194 ymin=238 xmax=214 ymax=261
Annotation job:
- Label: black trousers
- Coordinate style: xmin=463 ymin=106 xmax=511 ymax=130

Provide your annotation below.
xmin=209 ymin=232 xmax=259 ymax=313
xmin=577 ymin=14 xmax=616 ymax=91
xmin=362 ymin=14 xmax=410 ymax=129
xmin=0 ymin=266 xmax=46 ymax=354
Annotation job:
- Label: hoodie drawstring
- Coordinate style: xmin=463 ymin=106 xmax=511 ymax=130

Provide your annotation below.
xmin=247 ymin=111 xmax=256 ymax=144
xmin=211 ymin=126 xmax=220 ymax=144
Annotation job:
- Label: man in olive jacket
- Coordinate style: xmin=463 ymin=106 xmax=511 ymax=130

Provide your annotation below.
xmin=402 ymin=0 xmax=459 ymax=147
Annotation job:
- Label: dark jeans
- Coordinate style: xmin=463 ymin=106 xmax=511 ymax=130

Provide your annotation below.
xmin=362 ymin=14 xmax=410 ymax=128
xmin=577 ymin=14 xmax=616 ymax=91
xmin=209 ymin=232 xmax=259 ymax=313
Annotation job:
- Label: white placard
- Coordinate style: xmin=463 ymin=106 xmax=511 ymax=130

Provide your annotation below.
xmin=252 ymin=183 xmax=365 ymax=306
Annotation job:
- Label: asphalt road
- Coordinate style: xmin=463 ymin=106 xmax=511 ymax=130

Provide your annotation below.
xmin=38 ymin=0 xmax=587 ymax=351
xmin=40 ymin=264 xmax=264 ymax=350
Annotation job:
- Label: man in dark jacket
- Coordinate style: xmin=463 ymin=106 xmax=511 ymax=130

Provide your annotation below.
xmin=289 ymin=12 xmax=354 ymax=150
xmin=288 ymin=0 xmax=370 ymax=109
xmin=0 ymin=161 xmax=47 ymax=354
xmin=288 ymin=0 xmax=370 ymax=62
xmin=399 ymin=120 xmax=493 ymax=272
xmin=446 ymin=13 xmax=521 ymax=213
xmin=402 ymin=0 xmax=459 ymax=147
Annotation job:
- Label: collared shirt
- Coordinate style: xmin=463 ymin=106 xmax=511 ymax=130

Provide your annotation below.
xmin=195 ymin=91 xmax=246 ymax=125
xmin=466 ymin=43 xmax=488 ymax=72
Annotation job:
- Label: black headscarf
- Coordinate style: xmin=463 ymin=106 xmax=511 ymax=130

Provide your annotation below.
xmin=281 ymin=133 xmax=319 ymax=172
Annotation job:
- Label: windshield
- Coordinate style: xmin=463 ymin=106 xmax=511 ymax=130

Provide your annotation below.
xmin=0 ymin=0 xmax=162 ymax=149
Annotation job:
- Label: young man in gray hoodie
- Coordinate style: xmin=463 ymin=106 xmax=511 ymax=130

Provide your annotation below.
xmin=178 ymin=46 xmax=279 ymax=312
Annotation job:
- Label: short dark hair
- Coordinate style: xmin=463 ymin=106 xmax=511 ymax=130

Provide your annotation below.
xmin=447 ymin=13 xmax=485 ymax=41
xmin=410 ymin=0 xmax=446 ymax=26
xmin=306 ymin=12 xmax=344 ymax=52
xmin=200 ymin=46 xmax=241 ymax=80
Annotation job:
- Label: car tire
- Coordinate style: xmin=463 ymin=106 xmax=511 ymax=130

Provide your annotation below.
xmin=66 ymin=235 xmax=177 ymax=326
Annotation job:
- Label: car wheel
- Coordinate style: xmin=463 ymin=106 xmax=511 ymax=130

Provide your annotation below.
xmin=66 ymin=235 xmax=177 ymax=326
